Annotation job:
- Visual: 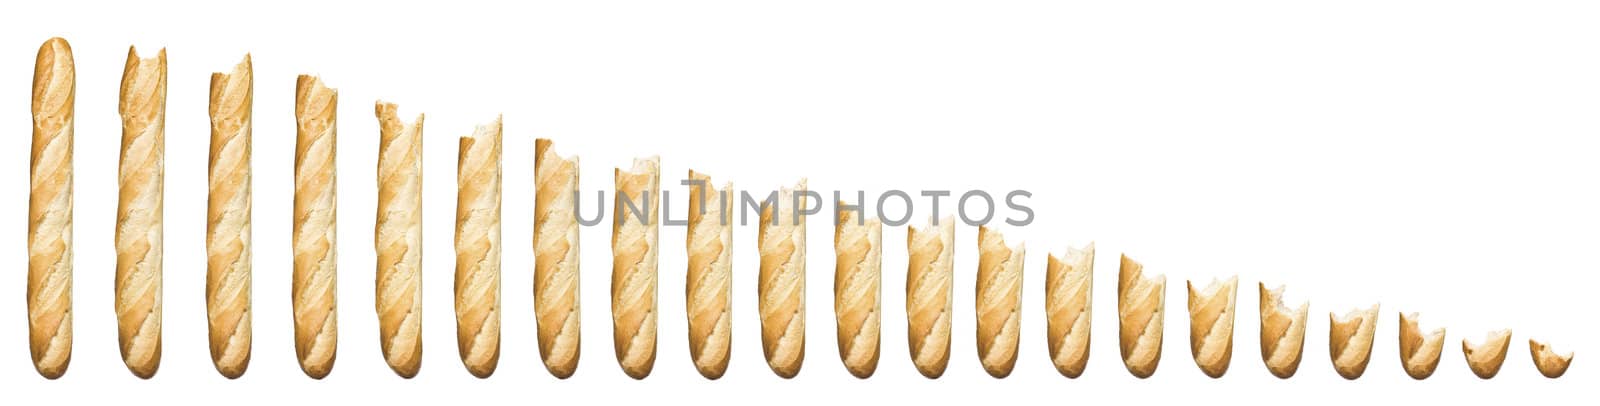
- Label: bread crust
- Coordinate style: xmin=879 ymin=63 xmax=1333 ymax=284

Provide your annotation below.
xmin=1462 ymin=329 xmax=1511 ymax=379
xmin=759 ymin=180 xmax=808 ymax=378
xmin=975 ymin=226 xmax=1022 ymax=378
xmin=1046 ymin=243 xmax=1093 ymax=378
xmin=1397 ymin=312 xmax=1444 ymax=380
xmin=1258 ymin=283 xmax=1307 ymax=378
xmin=612 ymin=157 xmax=660 ymax=379
xmin=1187 ymin=276 xmax=1237 ymax=378
xmin=455 ymin=117 xmax=503 ymax=378
xmin=29 ymin=37 xmax=75 ymax=380
xmin=534 ymin=139 xmax=581 ymax=378
xmin=294 ymin=75 xmax=338 ymax=379
xmin=905 ymin=217 xmax=954 ymax=378
xmin=207 ymin=55 xmax=254 ymax=379
xmin=1529 ymin=339 xmax=1573 ymax=378
xmin=1329 ymin=304 xmax=1379 ymax=379
xmin=833 ymin=206 xmax=881 ymax=378
xmin=374 ymin=101 xmax=424 ymax=378
xmin=116 ymin=46 xmax=166 ymax=379
xmin=685 ymin=170 xmax=731 ymax=379
xmin=1117 ymin=254 xmax=1164 ymax=378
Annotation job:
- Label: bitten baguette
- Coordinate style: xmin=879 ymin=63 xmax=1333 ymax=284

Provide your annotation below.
xmin=1117 ymin=254 xmax=1164 ymax=378
xmin=612 ymin=157 xmax=660 ymax=379
xmin=1397 ymin=312 xmax=1444 ymax=380
xmin=534 ymin=139 xmax=581 ymax=378
xmin=1529 ymin=339 xmax=1573 ymax=378
xmin=115 ymin=46 xmax=166 ymax=379
xmin=1329 ymin=304 xmax=1379 ymax=379
xmin=685 ymin=170 xmax=731 ymax=379
xmin=374 ymin=101 xmax=424 ymax=378
xmin=975 ymin=226 xmax=1023 ymax=378
xmin=759 ymin=180 xmax=808 ymax=378
xmin=1187 ymin=276 xmax=1237 ymax=378
xmin=455 ymin=117 xmax=503 ymax=378
xmin=1046 ymin=243 xmax=1093 ymax=378
xmin=833 ymin=206 xmax=882 ymax=379
xmin=206 ymin=55 xmax=254 ymax=379
xmin=1462 ymin=329 xmax=1511 ymax=379
xmin=28 ymin=37 xmax=75 ymax=380
xmin=293 ymin=75 xmax=338 ymax=379
xmin=905 ymin=217 xmax=954 ymax=379
xmin=1258 ymin=283 xmax=1307 ymax=378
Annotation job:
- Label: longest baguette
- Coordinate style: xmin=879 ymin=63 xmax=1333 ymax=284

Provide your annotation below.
xmin=612 ymin=157 xmax=660 ymax=379
xmin=534 ymin=139 xmax=581 ymax=378
xmin=833 ymin=205 xmax=881 ymax=378
xmin=116 ymin=46 xmax=166 ymax=379
xmin=375 ymin=101 xmax=423 ymax=378
xmin=294 ymin=75 xmax=338 ymax=379
xmin=685 ymin=170 xmax=731 ymax=379
xmin=759 ymin=180 xmax=807 ymax=378
xmin=455 ymin=117 xmax=503 ymax=378
xmin=975 ymin=226 xmax=1023 ymax=378
xmin=29 ymin=37 xmax=75 ymax=380
xmin=206 ymin=55 xmax=254 ymax=379
xmin=906 ymin=217 xmax=954 ymax=378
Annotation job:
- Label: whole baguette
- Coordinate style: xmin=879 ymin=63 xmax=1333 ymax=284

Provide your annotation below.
xmin=833 ymin=206 xmax=882 ymax=378
xmin=294 ymin=75 xmax=339 ymax=379
xmin=612 ymin=157 xmax=660 ymax=379
xmin=1117 ymin=254 xmax=1164 ymax=378
xmin=206 ymin=55 xmax=254 ymax=379
xmin=685 ymin=170 xmax=731 ymax=379
xmin=455 ymin=117 xmax=503 ymax=378
xmin=1462 ymin=329 xmax=1511 ymax=379
xmin=1529 ymin=339 xmax=1573 ymax=378
xmin=1329 ymin=304 xmax=1379 ymax=379
xmin=534 ymin=139 xmax=581 ymax=378
xmin=975 ymin=226 xmax=1023 ymax=378
xmin=1045 ymin=243 xmax=1093 ymax=378
xmin=1397 ymin=312 xmax=1444 ymax=380
xmin=28 ymin=37 xmax=75 ymax=380
xmin=759 ymin=180 xmax=808 ymax=378
xmin=374 ymin=101 xmax=424 ymax=378
xmin=115 ymin=46 xmax=166 ymax=379
xmin=1258 ymin=283 xmax=1307 ymax=378
xmin=905 ymin=217 xmax=954 ymax=378
xmin=1187 ymin=276 xmax=1237 ymax=378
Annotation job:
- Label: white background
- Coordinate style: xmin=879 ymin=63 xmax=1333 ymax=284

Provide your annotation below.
xmin=3 ymin=1 xmax=1594 ymax=404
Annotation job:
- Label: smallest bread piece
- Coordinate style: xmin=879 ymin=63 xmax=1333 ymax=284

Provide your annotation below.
xmin=1528 ymin=339 xmax=1573 ymax=379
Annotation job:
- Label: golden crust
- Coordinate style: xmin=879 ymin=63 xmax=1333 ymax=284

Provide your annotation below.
xmin=975 ymin=226 xmax=1023 ymax=378
xmin=906 ymin=217 xmax=954 ymax=378
xmin=29 ymin=37 xmax=75 ymax=379
xmin=1397 ymin=312 xmax=1444 ymax=380
xmin=206 ymin=55 xmax=254 ymax=379
xmin=1462 ymin=329 xmax=1512 ymax=379
xmin=1117 ymin=254 xmax=1164 ymax=378
xmin=293 ymin=75 xmax=338 ymax=379
xmin=1529 ymin=339 xmax=1573 ymax=378
xmin=116 ymin=46 xmax=166 ymax=379
xmin=759 ymin=180 xmax=808 ymax=378
xmin=1329 ymin=304 xmax=1379 ymax=379
xmin=1187 ymin=276 xmax=1237 ymax=378
xmin=1046 ymin=243 xmax=1093 ymax=378
xmin=1258 ymin=283 xmax=1307 ymax=378
xmin=374 ymin=101 xmax=424 ymax=378
xmin=612 ymin=157 xmax=660 ymax=379
xmin=534 ymin=139 xmax=582 ymax=378
xmin=455 ymin=117 xmax=503 ymax=378
xmin=685 ymin=170 xmax=731 ymax=379
xmin=833 ymin=206 xmax=882 ymax=378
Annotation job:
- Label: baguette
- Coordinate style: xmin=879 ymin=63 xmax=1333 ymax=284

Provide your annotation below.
xmin=28 ymin=37 xmax=75 ymax=380
xmin=975 ymin=226 xmax=1022 ymax=378
xmin=1258 ymin=283 xmax=1307 ymax=378
xmin=1117 ymin=254 xmax=1164 ymax=378
xmin=206 ymin=55 xmax=254 ymax=379
xmin=534 ymin=139 xmax=581 ymax=378
xmin=759 ymin=180 xmax=808 ymax=378
xmin=685 ymin=170 xmax=731 ymax=379
xmin=1187 ymin=276 xmax=1237 ymax=378
xmin=293 ymin=75 xmax=338 ymax=378
xmin=905 ymin=217 xmax=954 ymax=378
xmin=1462 ymin=329 xmax=1511 ymax=379
xmin=833 ymin=205 xmax=882 ymax=378
xmin=455 ymin=117 xmax=503 ymax=378
xmin=1329 ymin=304 xmax=1379 ymax=379
xmin=612 ymin=157 xmax=660 ymax=379
xmin=1397 ymin=312 xmax=1444 ymax=380
xmin=374 ymin=101 xmax=424 ymax=378
xmin=1529 ymin=339 xmax=1573 ymax=378
xmin=1046 ymin=243 xmax=1093 ymax=378
xmin=115 ymin=46 xmax=166 ymax=379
